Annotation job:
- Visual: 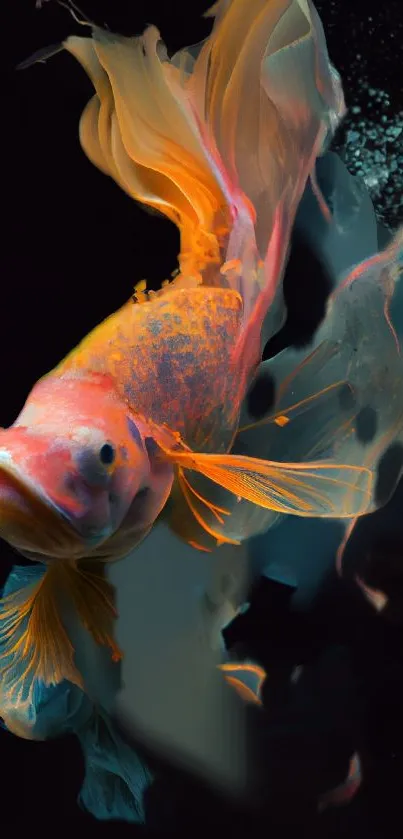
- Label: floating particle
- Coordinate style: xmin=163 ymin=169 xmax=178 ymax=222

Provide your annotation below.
xmin=332 ymin=79 xmax=403 ymax=230
xmin=315 ymin=0 xmax=403 ymax=230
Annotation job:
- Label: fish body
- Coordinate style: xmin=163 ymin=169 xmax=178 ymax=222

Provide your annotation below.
xmin=2 ymin=0 xmax=401 ymax=705
xmin=0 ymin=281 xmax=254 ymax=567
xmin=0 ymin=255 xmax=279 ymax=702
xmin=57 ymin=285 xmax=245 ymax=455
xmin=2 ymin=0 xmax=355 ymax=561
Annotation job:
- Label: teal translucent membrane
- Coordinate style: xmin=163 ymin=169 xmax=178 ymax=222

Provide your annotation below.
xmin=0 ymin=564 xmax=152 ymax=823
xmin=162 ymin=154 xmax=403 ymax=560
xmin=249 ymin=153 xmax=402 ymax=604
xmin=238 ymin=233 xmax=403 ymax=515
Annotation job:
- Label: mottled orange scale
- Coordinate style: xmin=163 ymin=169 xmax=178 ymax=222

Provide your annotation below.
xmin=59 ymin=287 xmax=243 ymax=453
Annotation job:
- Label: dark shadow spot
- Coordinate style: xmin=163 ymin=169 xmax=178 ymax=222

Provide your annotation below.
xmin=355 ymin=405 xmax=378 ymax=444
xmin=377 ymin=222 xmax=392 ymax=250
xmin=246 ymin=371 xmax=276 ymax=420
xmin=127 ymin=417 xmax=143 ymax=450
xmin=338 ymin=383 xmax=357 ymax=412
xmin=76 ymin=449 xmax=109 ymax=488
xmin=374 ymin=443 xmax=403 ymax=506
xmin=357 ymin=537 xmax=403 ymax=625
xmin=145 ymin=436 xmax=159 ymax=459
xmin=363 ymin=539 xmax=403 ymax=590
xmin=263 ymin=232 xmax=333 ymax=360
xmin=126 ymin=486 xmax=150 ymax=520
xmin=5 ymin=545 xmax=42 ymax=567
xmin=341 ymin=479 xmax=403 ymax=581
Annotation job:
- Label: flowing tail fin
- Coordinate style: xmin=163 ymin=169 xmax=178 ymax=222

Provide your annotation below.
xmin=63 ymin=25 xmax=233 ymax=290
xmin=187 ymin=0 xmax=345 ymax=373
xmin=0 ymin=561 xmax=121 ymax=707
xmin=26 ymin=1 xmax=344 ymax=362
xmin=53 ymin=1 xmax=344 ymax=356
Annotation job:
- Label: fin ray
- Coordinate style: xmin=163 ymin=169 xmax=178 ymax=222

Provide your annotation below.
xmin=166 ymin=450 xmax=373 ymax=519
xmin=0 ymin=561 xmax=120 ymax=706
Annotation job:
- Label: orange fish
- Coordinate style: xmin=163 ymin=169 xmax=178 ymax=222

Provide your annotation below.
xmin=0 ymin=0 xmax=385 ymax=701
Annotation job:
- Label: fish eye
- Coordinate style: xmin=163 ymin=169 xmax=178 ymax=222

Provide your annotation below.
xmin=99 ymin=442 xmax=116 ymax=465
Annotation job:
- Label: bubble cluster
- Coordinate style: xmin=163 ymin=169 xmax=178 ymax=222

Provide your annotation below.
xmin=333 ymin=81 xmax=403 ymax=231
xmin=316 ymin=0 xmax=403 ymax=231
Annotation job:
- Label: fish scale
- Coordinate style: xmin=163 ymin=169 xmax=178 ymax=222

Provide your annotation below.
xmin=57 ymin=286 xmax=244 ymax=453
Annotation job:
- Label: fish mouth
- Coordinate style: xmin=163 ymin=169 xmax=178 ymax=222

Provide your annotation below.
xmin=0 ymin=460 xmax=86 ymax=560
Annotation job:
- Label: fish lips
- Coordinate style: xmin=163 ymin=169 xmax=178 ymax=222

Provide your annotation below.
xmin=0 ymin=453 xmax=101 ymax=559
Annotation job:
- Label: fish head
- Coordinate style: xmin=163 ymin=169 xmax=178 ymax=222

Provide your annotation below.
xmin=0 ymin=373 xmax=174 ymax=560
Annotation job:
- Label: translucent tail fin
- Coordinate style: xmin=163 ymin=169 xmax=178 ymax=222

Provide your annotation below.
xmin=58 ymin=1 xmax=344 ymax=369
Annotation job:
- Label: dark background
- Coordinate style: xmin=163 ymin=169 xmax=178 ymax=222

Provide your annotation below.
xmin=2 ymin=0 xmax=403 ymax=834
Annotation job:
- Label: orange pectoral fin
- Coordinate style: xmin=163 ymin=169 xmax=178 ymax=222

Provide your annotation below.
xmin=0 ymin=567 xmax=80 ymax=706
xmin=170 ymin=466 xmax=278 ymax=548
xmin=0 ymin=561 xmax=121 ymax=707
xmin=177 ymin=467 xmax=240 ymax=547
xmin=166 ymin=450 xmax=373 ymax=520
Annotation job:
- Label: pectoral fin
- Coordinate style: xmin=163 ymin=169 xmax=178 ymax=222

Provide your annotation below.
xmin=0 ymin=561 xmax=120 ymax=707
xmin=166 ymin=449 xmax=373 ymax=520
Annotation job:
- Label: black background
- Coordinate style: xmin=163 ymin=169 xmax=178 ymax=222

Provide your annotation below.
xmin=1 ymin=1 xmax=403 ymax=834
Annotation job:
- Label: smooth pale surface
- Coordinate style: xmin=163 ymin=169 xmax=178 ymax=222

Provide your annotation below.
xmin=107 ymin=521 xmax=251 ymax=795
